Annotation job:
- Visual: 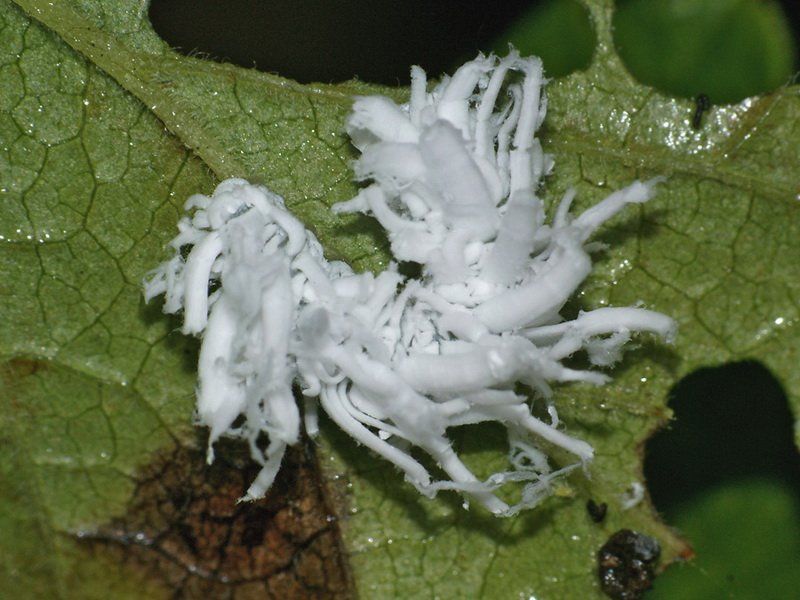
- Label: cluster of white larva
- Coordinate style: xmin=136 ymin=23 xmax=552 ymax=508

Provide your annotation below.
xmin=145 ymin=52 xmax=674 ymax=515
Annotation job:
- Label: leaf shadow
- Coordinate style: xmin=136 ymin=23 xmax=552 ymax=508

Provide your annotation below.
xmin=323 ymin=417 xmax=574 ymax=545
xmin=595 ymin=207 xmax=669 ymax=249
xmin=139 ymin=296 xmax=200 ymax=377
xmin=613 ymin=338 xmax=682 ymax=378
xmin=325 ymin=213 xmax=391 ymax=264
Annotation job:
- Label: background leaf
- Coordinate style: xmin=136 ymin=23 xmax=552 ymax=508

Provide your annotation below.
xmin=613 ymin=0 xmax=797 ymax=103
xmin=491 ymin=0 xmax=596 ymax=77
xmin=489 ymin=0 xmax=797 ymax=100
xmin=649 ymin=478 xmax=800 ymax=598
xmin=1 ymin=0 xmax=798 ymax=598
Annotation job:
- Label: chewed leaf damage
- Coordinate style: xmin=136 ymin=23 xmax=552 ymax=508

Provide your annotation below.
xmin=144 ymin=52 xmax=675 ymax=516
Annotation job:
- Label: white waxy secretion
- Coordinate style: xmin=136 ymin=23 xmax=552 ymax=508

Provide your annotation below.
xmin=145 ymin=51 xmax=675 ymax=516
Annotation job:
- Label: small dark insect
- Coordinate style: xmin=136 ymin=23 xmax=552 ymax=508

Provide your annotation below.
xmin=587 ymin=499 xmax=608 ymax=523
xmin=692 ymin=93 xmax=710 ymax=129
xmin=597 ymin=529 xmax=661 ymax=600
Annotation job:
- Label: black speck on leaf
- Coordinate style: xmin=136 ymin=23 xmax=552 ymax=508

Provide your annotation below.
xmin=587 ymin=499 xmax=608 ymax=523
xmin=691 ymin=93 xmax=710 ymax=129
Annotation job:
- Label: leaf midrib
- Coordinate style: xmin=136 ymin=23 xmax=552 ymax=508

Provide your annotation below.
xmin=548 ymin=131 xmax=795 ymax=201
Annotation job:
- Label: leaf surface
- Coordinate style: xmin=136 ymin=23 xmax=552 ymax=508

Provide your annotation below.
xmin=1 ymin=0 xmax=798 ymax=598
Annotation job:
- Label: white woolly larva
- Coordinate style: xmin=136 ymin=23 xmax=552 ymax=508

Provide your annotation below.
xmin=145 ymin=52 xmax=675 ymax=515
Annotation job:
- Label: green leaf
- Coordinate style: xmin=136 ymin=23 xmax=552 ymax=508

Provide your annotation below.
xmin=614 ymin=0 xmax=797 ymax=103
xmin=649 ymin=478 xmax=800 ymax=599
xmin=490 ymin=0 xmax=596 ymax=77
xmin=1 ymin=0 xmax=798 ymax=598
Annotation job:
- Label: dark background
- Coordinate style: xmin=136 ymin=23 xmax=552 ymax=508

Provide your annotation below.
xmin=149 ymin=0 xmax=800 ymax=89
xmin=149 ymin=0 xmax=540 ymax=84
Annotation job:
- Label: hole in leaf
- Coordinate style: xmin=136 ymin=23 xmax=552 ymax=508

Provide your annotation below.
xmin=645 ymin=361 xmax=799 ymax=507
xmin=148 ymin=0 xmax=593 ymax=84
xmin=613 ymin=0 xmax=800 ymax=104
xmin=644 ymin=361 xmax=800 ymax=597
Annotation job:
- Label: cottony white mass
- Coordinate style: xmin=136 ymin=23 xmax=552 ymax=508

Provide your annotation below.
xmin=145 ymin=51 xmax=675 ymax=516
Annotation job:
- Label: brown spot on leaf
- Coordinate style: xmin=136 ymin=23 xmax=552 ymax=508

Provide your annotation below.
xmin=75 ymin=438 xmax=353 ymax=599
xmin=0 ymin=358 xmax=50 ymax=410
xmin=678 ymin=544 xmax=696 ymax=561
xmin=2 ymin=358 xmax=48 ymax=379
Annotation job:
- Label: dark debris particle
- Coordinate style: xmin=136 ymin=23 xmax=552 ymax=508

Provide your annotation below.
xmin=586 ymin=499 xmax=608 ymax=523
xmin=598 ymin=529 xmax=661 ymax=600
xmin=691 ymin=93 xmax=710 ymax=129
xmin=74 ymin=439 xmax=353 ymax=599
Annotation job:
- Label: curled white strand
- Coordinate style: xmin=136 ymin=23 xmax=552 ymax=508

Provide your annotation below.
xmin=145 ymin=52 xmax=674 ymax=515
